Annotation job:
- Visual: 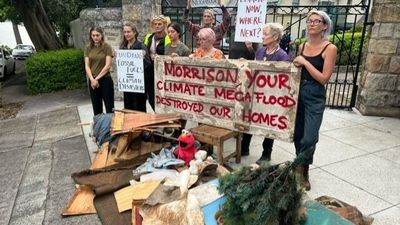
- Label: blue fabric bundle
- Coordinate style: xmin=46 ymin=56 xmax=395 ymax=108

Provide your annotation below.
xmin=92 ymin=113 xmax=114 ymax=147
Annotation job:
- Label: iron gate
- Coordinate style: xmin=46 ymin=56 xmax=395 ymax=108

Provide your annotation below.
xmin=162 ymin=0 xmax=372 ymax=109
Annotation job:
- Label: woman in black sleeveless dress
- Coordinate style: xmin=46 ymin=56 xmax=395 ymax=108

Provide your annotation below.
xmin=293 ymin=10 xmax=338 ymax=190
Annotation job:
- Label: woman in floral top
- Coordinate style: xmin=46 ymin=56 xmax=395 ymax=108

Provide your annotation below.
xmin=190 ymin=28 xmax=225 ymax=59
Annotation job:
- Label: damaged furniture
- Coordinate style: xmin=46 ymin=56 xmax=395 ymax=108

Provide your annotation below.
xmin=190 ymin=124 xmax=241 ymax=164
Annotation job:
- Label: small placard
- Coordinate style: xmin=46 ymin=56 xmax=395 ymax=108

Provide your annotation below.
xmin=234 ymin=0 xmax=268 ymax=43
xmin=116 ymin=50 xmax=145 ymax=93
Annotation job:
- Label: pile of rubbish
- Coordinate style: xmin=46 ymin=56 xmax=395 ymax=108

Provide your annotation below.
xmin=63 ymin=110 xmax=373 ymax=225
xmin=63 ymin=110 xmax=229 ymax=225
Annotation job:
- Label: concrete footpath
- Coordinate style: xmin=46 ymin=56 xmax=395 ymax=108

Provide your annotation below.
xmin=0 ymin=87 xmax=399 ymax=225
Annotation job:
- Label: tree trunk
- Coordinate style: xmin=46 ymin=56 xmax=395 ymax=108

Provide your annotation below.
xmin=15 ymin=0 xmax=62 ymax=50
xmin=12 ymin=20 xmax=23 ymax=45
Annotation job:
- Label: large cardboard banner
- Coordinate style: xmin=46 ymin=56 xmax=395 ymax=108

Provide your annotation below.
xmin=154 ymin=56 xmax=300 ymax=142
xmin=234 ymin=0 xmax=268 ymax=43
xmin=115 ymin=50 xmax=145 ymax=93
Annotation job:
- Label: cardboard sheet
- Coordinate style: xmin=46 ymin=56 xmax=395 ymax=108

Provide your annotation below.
xmin=114 ymin=180 xmax=162 ymax=212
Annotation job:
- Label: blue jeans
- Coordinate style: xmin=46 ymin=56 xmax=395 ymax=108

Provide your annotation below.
xmin=294 ymin=80 xmax=326 ymax=165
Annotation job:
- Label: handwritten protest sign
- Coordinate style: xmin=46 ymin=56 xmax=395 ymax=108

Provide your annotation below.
xmin=115 ymin=50 xmax=145 ymax=93
xmin=154 ymin=56 xmax=300 ymax=142
xmin=234 ymin=0 xmax=268 ymax=43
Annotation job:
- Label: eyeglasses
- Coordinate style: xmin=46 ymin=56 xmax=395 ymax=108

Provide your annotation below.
xmin=306 ymin=19 xmax=323 ymax=25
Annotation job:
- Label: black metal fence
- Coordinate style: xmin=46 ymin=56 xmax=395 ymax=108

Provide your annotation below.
xmin=162 ymin=0 xmax=372 ymax=109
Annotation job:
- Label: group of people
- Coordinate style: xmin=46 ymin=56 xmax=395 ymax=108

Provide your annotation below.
xmin=84 ymin=4 xmax=337 ymax=190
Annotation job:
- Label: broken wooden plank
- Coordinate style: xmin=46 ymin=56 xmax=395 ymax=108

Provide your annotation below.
xmin=62 ymin=185 xmax=96 ymax=216
xmin=111 ymin=111 xmax=125 ymax=133
xmin=111 ymin=112 xmax=181 ymax=134
xmin=90 ymin=143 xmax=109 ymax=169
xmin=63 ymin=143 xmax=113 ymax=216
xmin=114 ymin=180 xmax=162 ymax=213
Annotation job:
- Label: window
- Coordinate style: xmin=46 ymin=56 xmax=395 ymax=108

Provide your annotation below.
xmin=292 ymin=0 xmax=299 ymax=8
xmin=318 ymin=1 xmax=335 ymax=13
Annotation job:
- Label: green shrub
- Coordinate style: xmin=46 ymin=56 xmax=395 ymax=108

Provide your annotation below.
xmin=331 ymin=32 xmax=365 ymax=65
xmin=26 ymin=48 xmax=86 ymax=95
xmin=351 ymin=24 xmax=364 ymax=33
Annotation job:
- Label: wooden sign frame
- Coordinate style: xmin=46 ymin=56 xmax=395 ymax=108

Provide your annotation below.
xmin=154 ymin=56 xmax=300 ymax=142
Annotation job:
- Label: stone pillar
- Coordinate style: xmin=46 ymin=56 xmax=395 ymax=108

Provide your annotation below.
xmin=122 ymin=0 xmax=162 ymax=41
xmin=79 ymin=8 xmax=123 ymax=49
xmin=356 ymin=0 xmax=400 ymax=117
xmin=76 ymin=2 xmax=162 ymax=101
xmin=79 ymin=8 xmax=123 ymax=100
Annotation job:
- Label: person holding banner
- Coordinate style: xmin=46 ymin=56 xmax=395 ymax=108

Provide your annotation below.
xmin=84 ymin=26 xmax=114 ymax=116
xmin=190 ymin=28 xmax=225 ymax=59
xmin=240 ymin=23 xmax=290 ymax=164
xmin=120 ymin=21 xmax=151 ymax=112
xmin=182 ymin=0 xmax=231 ymax=49
xmin=165 ymin=23 xmax=191 ymax=57
xmin=228 ymin=41 xmax=257 ymax=60
xmin=292 ymin=10 xmax=337 ymax=190
xmin=144 ymin=15 xmax=171 ymax=110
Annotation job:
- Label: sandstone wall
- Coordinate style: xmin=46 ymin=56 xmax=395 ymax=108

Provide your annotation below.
xmin=356 ymin=0 xmax=400 ymax=117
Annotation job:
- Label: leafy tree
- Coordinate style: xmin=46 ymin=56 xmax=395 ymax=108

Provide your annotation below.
xmin=0 ymin=0 xmax=22 ymax=46
xmin=42 ymin=0 xmax=91 ymax=46
xmin=12 ymin=21 xmax=22 ymax=45
xmin=0 ymin=0 xmax=15 ymax=21
xmin=0 ymin=0 xmax=62 ymax=50
xmin=15 ymin=0 xmax=63 ymax=50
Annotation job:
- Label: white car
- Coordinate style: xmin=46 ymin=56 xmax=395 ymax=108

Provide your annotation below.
xmin=12 ymin=44 xmax=36 ymax=60
xmin=0 ymin=47 xmax=15 ymax=80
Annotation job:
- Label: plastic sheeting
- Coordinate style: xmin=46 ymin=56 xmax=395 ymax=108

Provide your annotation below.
xmin=133 ymin=147 xmax=185 ymax=176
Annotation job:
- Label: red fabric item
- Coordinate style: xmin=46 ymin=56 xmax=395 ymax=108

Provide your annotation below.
xmin=177 ymin=132 xmax=197 ymax=165
xmin=133 ymin=206 xmax=143 ymax=225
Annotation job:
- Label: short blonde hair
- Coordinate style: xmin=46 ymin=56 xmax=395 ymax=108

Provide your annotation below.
xmin=203 ymin=9 xmax=215 ymax=19
xmin=151 ymin=15 xmax=171 ymax=27
xmin=202 ymin=9 xmax=215 ymax=25
xmin=263 ymin=23 xmax=284 ymax=41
